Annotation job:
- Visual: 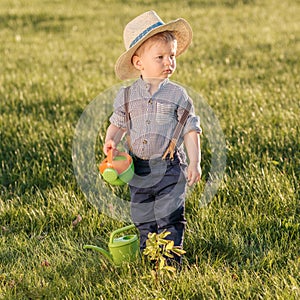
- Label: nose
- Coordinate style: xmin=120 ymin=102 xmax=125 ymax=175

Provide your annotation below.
xmin=164 ymin=57 xmax=172 ymax=66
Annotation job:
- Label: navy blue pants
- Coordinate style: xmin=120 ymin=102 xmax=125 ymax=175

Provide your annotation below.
xmin=129 ymin=154 xmax=187 ymax=263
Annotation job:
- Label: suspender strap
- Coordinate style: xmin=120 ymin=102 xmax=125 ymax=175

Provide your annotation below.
xmin=123 ymin=86 xmax=132 ymax=151
xmin=162 ymin=100 xmax=192 ymax=160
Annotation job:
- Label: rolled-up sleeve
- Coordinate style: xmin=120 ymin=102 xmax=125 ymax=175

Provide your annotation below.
xmin=178 ymin=94 xmax=202 ymax=137
xmin=183 ymin=113 xmax=201 ymax=136
xmin=109 ymin=87 xmax=127 ymax=129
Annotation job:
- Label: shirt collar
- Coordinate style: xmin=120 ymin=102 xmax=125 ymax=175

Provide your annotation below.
xmin=137 ymin=76 xmax=169 ymax=93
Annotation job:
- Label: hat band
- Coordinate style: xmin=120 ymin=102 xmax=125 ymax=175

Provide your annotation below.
xmin=129 ymin=21 xmax=164 ymax=48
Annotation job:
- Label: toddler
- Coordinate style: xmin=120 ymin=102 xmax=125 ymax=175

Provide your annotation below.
xmin=104 ymin=11 xmax=201 ymax=264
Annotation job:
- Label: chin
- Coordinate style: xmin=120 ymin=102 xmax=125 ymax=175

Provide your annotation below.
xmin=162 ymin=73 xmax=172 ymax=78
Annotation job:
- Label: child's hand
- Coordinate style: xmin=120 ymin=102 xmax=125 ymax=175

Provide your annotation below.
xmin=103 ymin=124 xmax=126 ymax=155
xmin=187 ymin=162 xmax=201 ymax=186
xmin=103 ymin=139 xmax=116 ymax=155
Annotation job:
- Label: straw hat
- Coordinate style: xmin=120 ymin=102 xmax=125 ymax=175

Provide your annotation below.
xmin=115 ymin=10 xmax=193 ymax=80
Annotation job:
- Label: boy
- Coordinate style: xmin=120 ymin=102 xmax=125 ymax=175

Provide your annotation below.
xmin=104 ymin=11 xmax=201 ymax=264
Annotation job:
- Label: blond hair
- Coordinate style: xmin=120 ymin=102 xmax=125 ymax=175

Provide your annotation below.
xmin=133 ymin=31 xmax=177 ymax=57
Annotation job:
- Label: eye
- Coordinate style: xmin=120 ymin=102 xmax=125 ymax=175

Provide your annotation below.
xmin=157 ymin=55 xmax=163 ymax=59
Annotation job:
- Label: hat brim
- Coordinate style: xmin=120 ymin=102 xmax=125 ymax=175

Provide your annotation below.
xmin=115 ymin=18 xmax=193 ymax=80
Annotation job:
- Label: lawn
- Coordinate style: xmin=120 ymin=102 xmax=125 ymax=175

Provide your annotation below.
xmin=0 ymin=0 xmax=299 ymax=299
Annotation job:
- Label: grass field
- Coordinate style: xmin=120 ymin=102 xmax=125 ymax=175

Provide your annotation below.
xmin=0 ymin=0 xmax=299 ymax=299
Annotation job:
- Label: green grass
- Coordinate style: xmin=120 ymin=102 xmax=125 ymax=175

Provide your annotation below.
xmin=1 ymin=0 xmax=299 ymax=299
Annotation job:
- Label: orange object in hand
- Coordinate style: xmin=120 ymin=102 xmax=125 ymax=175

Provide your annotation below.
xmin=99 ymin=149 xmax=134 ymax=185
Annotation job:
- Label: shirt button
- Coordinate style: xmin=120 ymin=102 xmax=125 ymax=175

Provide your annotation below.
xmin=148 ymin=99 xmax=153 ymax=104
xmin=146 ymin=120 xmax=150 ymax=124
xmin=143 ymin=140 xmax=148 ymax=144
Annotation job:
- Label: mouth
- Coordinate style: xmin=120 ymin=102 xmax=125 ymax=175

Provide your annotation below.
xmin=163 ymin=69 xmax=173 ymax=74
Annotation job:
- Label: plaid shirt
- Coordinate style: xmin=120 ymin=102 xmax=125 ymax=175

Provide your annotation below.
xmin=110 ymin=78 xmax=201 ymax=160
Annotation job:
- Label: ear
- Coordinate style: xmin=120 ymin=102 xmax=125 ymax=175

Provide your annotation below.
xmin=132 ymin=55 xmax=143 ymax=71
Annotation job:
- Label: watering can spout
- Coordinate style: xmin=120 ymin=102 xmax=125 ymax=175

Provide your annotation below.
xmin=83 ymin=245 xmax=114 ymax=263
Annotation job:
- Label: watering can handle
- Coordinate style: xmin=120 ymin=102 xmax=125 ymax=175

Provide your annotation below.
xmin=107 ymin=149 xmax=120 ymax=165
xmin=107 ymin=149 xmax=113 ymax=165
xmin=109 ymin=224 xmax=136 ymax=244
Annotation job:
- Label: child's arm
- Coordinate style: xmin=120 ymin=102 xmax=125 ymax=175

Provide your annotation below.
xmin=103 ymin=124 xmax=126 ymax=155
xmin=184 ymin=130 xmax=201 ymax=186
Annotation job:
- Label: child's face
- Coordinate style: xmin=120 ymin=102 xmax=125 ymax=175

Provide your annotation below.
xmin=133 ymin=39 xmax=177 ymax=80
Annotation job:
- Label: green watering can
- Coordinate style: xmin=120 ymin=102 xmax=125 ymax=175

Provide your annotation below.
xmin=83 ymin=224 xmax=139 ymax=266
